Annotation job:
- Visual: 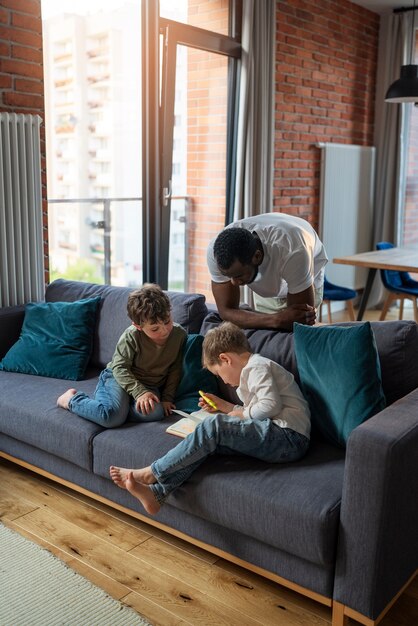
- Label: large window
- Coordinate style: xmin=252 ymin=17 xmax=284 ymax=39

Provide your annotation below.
xmin=402 ymin=104 xmax=418 ymax=249
xmin=42 ymin=0 xmax=143 ymax=287
xmin=42 ymin=0 xmax=241 ymax=296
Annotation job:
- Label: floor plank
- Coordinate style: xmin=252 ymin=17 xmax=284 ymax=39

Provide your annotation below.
xmin=0 ymin=462 xmax=150 ymax=550
xmin=129 ymin=537 xmax=329 ymax=625
xmin=2 ymin=517 xmax=130 ymax=600
xmin=9 ymin=505 xmax=265 ymax=626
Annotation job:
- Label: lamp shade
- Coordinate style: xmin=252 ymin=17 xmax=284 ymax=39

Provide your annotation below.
xmin=385 ymin=64 xmax=418 ymax=102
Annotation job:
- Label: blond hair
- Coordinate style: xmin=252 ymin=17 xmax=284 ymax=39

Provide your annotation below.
xmin=127 ymin=283 xmax=171 ymax=326
xmin=202 ymin=322 xmax=251 ymax=367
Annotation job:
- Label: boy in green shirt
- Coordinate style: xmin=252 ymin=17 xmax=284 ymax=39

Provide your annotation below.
xmin=57 ymin=284 xmax=187 ymax=428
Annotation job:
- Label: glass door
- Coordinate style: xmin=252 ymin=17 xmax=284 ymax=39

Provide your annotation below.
xmin=159 ymin=12 xmax=241 ymax=299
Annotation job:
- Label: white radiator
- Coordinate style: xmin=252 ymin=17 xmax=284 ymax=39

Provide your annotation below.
xmin=318 ymin=142 xmax=375 ymax=290
xmin=0 ymin=113 xmax=44 ymax=307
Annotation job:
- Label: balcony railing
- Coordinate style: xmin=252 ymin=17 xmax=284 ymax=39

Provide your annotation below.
xmin=47 ymin=196 xmax=189 ymax=289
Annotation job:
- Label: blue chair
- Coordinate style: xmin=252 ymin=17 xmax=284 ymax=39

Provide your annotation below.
xmin=320 ymin=276 xmax=357 ymax=322
xmin=376 ymin=242 xmax=418 ymax=322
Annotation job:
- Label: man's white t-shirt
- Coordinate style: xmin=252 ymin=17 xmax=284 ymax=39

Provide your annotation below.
xmin=207 ymin=213 xmax=328 ymax=298
xmin=237 ymin=353 xmax=311 ymax=439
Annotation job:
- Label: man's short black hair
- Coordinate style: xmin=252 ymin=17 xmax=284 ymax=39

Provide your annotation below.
xmin=213 ymin=227 xmax=259 ymax=270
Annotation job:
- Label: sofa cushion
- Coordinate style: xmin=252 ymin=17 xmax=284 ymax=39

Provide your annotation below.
xmin=165 ymin=291 xmax=208 ymax=334
xmin=46 ymin=280 xmax=208 ymax=368
xmin=174 ymin=334 xmax=219 ymax=412
xmin=294 ymin=322 xmax=386 ymax=448
xmin=354 ymin=320 xmax=418 ymax=406
xmin=0 ymin=370 xmax=101 ymax=470
xmin=0 ymin=298 xmax=100 ymax=380
xmin=92 ymin=420 xmax=345 ymax=567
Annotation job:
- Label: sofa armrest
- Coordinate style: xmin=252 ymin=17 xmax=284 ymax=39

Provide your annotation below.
xmin=334 ymin=389 xmax=418 ymax=620
xmin=0 ymin=306 xmax=25 ymax=358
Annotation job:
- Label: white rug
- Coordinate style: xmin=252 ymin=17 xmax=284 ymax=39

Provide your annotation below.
xmin=0 ymin=524 xmax=151 ymax=626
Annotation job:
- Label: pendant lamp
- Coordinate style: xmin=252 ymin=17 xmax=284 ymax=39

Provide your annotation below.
xmin=385 ymin=0 xmax=418 ymax=103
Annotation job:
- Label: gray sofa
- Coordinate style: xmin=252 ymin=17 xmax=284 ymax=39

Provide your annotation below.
xmin=0 ymin=279 xmax=417 ymax=626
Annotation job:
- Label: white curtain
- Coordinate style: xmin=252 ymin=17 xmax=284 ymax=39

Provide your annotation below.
xmin=371 ymin=11 xmax=414 ymax=304
xmin=373 ymin=11 xmax=413 ymax=246
xmin=233 ymin=0 xmax=275 ymax=222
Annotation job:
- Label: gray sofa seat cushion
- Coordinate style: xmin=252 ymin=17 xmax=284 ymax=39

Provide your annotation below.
xmin=92 ymin=419 xmax=345 ymax=567
xmin=46 ymin=279 xmax=208 ymax=368
xmin=0 ymin=370 xmax=101 ymax=470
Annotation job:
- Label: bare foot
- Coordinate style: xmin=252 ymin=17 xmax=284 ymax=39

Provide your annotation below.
xmin=57 ymin=388 xmax=77 ymax=409
xmin=109 ymin=465 xmax=156 ymax=486
xmin=126 ymin=471 xmax=160 ymax=515
xmin=110 ymin=467 xmax=160 ymax=515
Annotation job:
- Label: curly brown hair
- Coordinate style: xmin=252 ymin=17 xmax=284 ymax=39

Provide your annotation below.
xmin=127 ymin=283 xmax=171 ymax=326
xmin=202 ymin=322 xmax=251 ymax=367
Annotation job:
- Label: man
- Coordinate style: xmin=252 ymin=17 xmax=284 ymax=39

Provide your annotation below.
xmin=207 ymin=213 xmax=328 ymax=330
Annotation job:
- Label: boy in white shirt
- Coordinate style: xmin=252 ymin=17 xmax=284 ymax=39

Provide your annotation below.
xmin=110 ymin=322 xmax=310 ymax=515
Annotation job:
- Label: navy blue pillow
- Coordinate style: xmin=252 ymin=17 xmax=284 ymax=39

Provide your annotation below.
xmin=175 ymin=334 xmax=218 ymax=412
xmin=294 ymin=322 xmax=386 ymax=447
xmin=0 ymin=297 xmax=100 ymax=380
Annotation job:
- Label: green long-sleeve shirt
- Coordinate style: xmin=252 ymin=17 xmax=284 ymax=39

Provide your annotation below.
xmin=107 ymin=324 xmax=187 ymax=402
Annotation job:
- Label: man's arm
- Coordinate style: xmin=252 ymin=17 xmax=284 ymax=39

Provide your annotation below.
xmin=287 ymin=285 xmax=315 ymax=307
xmin=211 ymin=281 xmax=316 ymax=331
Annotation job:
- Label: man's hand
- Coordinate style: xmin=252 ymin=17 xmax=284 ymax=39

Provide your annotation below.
xmin=211 ymin=280 xmax=317 ymax=331
xmin=136 ymin=391 xmax=160 ymax=415
xmin=273 ymin=303 xmax=316 ymax=331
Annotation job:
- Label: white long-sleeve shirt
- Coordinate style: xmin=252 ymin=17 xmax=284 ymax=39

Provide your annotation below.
xmin=236 ymin=354 xmax=311 ymax=438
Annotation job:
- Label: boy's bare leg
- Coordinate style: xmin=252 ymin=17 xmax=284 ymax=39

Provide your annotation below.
xmin=109 ymin=465 xmax=156 ymax=485
xmin=110 ymin=468 xmax=160 ymax=515
xmin=57 ymin=389 xmax=77 ymax=409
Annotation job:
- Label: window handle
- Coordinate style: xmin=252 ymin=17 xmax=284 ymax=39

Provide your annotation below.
xmin=162 ymin=179 xmax=172 ymax=207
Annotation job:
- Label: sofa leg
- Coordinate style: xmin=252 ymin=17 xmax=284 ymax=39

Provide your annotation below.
xmin=332 ymin=602 xmax=349 ymax=626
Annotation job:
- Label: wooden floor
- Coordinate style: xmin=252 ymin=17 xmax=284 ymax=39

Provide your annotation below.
xmin=1 ymin=303 xmax=417 ymax=626
xmin=321 ymin=300 xmax=417 ymax=324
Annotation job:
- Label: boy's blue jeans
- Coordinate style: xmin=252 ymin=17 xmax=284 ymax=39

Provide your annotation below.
xmin=68 ymin=368 xmax=165 ymax=427
xmin=150 ymin=413 xmax=310 ymax=504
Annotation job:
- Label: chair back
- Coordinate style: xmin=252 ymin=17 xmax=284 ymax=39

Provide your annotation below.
xmin=323 ymin=276 xmax=356 ymax=301
xmin=376 ymin=242 xmax=407 ymax=290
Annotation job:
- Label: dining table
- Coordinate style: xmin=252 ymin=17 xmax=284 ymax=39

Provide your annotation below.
xmin=333 ymin=247 xmax=418 ymax=320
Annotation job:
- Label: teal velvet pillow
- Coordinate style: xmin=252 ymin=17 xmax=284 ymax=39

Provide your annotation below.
xmin=294 ymin=322 xmax=386 ymax=447
xmin=0 ymin=297 xmax=100 ymax=380
xmin=174 ymin=334 xmax=218 ymax=412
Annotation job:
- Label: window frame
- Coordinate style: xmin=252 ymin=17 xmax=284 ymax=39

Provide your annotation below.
xmin=141 ymin=0 xmax=242 ymax=288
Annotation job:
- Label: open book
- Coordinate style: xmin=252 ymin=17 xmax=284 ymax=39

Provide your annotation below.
xmin=166 ymin=408 xmax=212 ymax=438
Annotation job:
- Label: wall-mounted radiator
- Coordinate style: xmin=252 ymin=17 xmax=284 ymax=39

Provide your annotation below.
xmin=0 ymin=113 xmax=44 ymax=307
xmin=318 ymin=142 xmax=375 ymax=290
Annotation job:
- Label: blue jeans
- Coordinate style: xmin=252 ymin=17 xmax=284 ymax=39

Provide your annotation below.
xmin=150 ymin=413 xmax=310 ymax=504
xmin=68 ymin=368 xmax=165 ymax=428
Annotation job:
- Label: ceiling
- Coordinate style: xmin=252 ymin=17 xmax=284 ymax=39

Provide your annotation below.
xmin=352 ymin=0 xmax=414 ymax=14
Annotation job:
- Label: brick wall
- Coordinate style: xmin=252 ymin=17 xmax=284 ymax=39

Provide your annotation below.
xmin=275 ymin=0 xmax=379 ymax=231
xmin=0 ymin=0 xmax=48 ymax=280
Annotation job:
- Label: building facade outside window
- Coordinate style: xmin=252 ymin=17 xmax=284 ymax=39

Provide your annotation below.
xmin=42 ymin=0 xmax=241 ymax=299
